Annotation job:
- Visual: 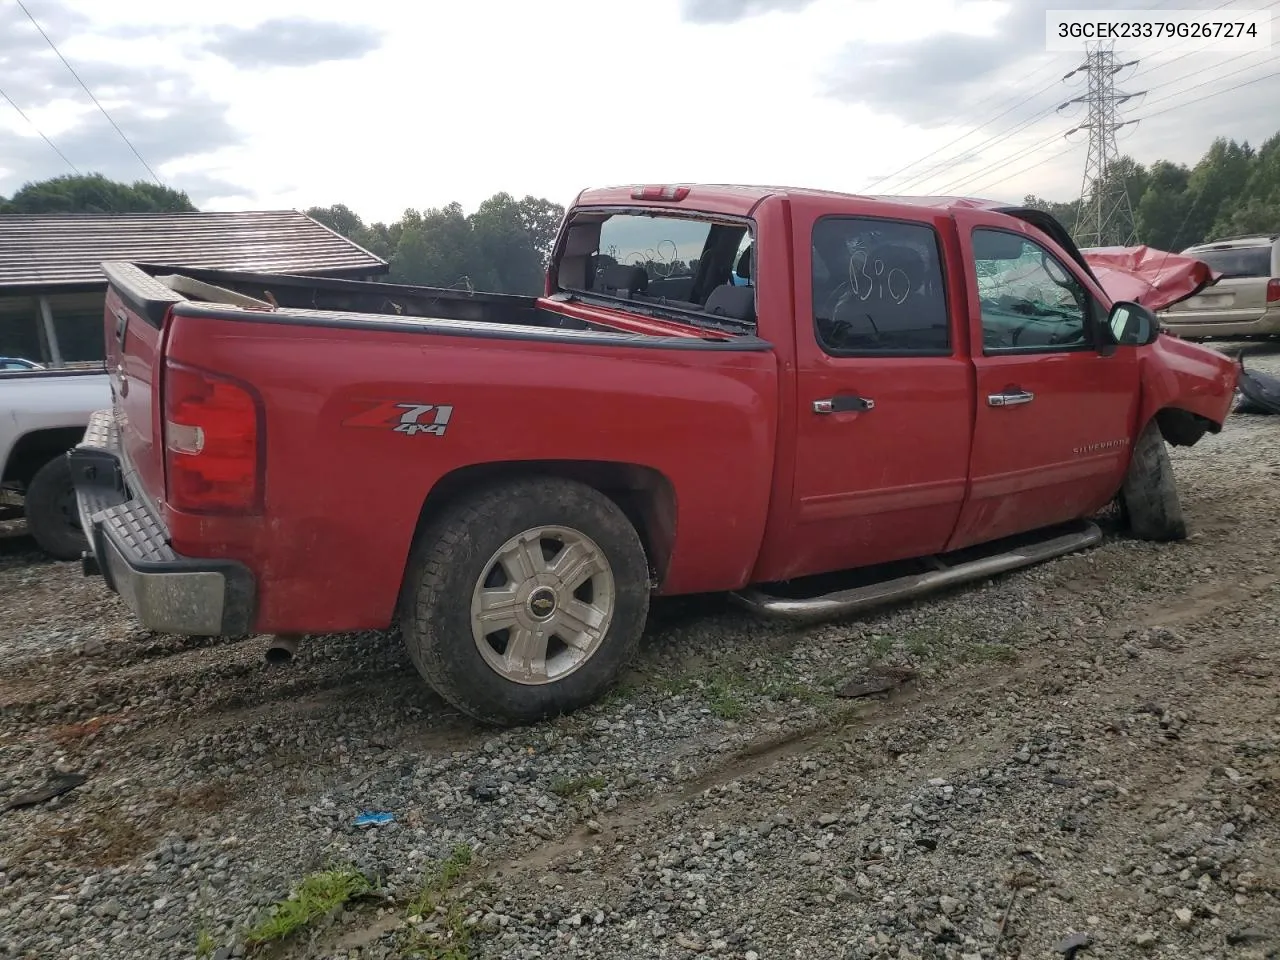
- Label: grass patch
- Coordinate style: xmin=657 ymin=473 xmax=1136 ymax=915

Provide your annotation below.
xmin=195 ymin=928 xmax=215 ymax=959
xmin=549 ymin=774 xmax=607 ymax=798
xmin=655 ymin=661 xmax=838 ymax=717
xmin=244 ymin=867 xmax=372 ymax=948
xmin=902 ymin=627 xmax=942 ymax=659
xmin=706 ymin=676 xmax=745 ymax=720
xmin=965 ymin=643 xmax=1020 ymax=664
xmin=868 ymin=633 xmax=896 ymax=658
xmin=403 ymin=845 xmax=477 ymax=959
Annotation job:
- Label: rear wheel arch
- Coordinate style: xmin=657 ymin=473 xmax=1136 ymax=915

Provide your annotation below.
xmin=402 ymin=460 xmax=677 ymax=593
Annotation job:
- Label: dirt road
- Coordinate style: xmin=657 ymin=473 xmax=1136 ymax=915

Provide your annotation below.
xmin=1 ymin=346 xmax=1277 ymax=960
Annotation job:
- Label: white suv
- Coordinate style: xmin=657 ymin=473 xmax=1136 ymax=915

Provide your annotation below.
xmin=1158 ymin=234 xmax=1280 ymax=339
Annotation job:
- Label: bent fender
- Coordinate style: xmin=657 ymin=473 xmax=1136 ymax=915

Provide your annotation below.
xmin=1137 ymin=334 xmax=1238 ymax=437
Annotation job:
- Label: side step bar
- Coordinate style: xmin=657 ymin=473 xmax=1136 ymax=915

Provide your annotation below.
xmin=730 ymin=520 xmax=1104 ymax=623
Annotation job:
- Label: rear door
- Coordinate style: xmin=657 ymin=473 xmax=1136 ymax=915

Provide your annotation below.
xmin=773 ymin=198 xmax=974 ymax=582
xmin=945 ymin=209 xmax=1140 ymax=551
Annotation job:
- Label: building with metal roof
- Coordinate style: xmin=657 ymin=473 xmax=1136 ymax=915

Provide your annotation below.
xmin=0 ymin=209 xmax=388 ymax=367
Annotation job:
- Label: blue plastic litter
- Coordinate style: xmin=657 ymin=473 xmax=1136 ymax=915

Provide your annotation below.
xmin=353 ymin=811 xmax=395 ymax=827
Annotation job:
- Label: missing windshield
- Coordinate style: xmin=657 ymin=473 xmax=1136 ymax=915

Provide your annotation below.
xmin=557 ymin=212 xmax=756 ymax=330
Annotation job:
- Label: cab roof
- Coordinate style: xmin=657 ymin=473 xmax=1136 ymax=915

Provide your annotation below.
xmin=572 ymin=183 xmax=1010 ymax=218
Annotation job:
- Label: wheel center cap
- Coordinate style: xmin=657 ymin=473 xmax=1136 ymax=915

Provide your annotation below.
xmin=526 ymin=586 xmax=558 ymax=621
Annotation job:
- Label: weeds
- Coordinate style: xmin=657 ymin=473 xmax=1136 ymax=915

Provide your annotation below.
xmin=965 ymin=643 xmax=1020 ymax=664
xmin=706 ymin=677 xmax=745 ymax=719
xmin=549 ymin=774 xmax=607 ymax=798
xmin=403 ymin=845 xmax=477 ymax=959
xmin=868 ymin=632 xmax=896 ymax=658
xmin=195 ymin=928 xmax=215 ymax=959
xmin=244 ymin=867 xmax=372 ymax=947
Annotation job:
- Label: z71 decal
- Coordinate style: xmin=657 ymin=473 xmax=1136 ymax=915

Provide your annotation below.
xmin=342 ymin=401 xmax=454 ymax=436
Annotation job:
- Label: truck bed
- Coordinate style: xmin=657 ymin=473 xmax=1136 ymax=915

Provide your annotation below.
xmin=88 ymin=261 xmax=779 ymax=636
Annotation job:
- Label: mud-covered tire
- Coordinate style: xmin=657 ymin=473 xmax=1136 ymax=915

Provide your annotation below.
xmin=24 ymin=454 xmax=87 ymax=560
xmin=400 ymin=477 xmax=650 ymax=726
xmin=1120 ymin=421 xmax=1187 ymax=542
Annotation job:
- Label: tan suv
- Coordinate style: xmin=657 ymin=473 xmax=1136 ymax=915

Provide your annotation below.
xmin=1158 ymin=234 xmax=1280 ymax=339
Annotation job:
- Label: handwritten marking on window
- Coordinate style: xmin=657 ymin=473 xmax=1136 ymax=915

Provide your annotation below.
xmin=847 ymin=251 xmax=913 ymax=305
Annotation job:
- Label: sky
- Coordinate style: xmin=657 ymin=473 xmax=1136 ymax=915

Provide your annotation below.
xmin=0 ymin=0 xmax=1277 ymax=224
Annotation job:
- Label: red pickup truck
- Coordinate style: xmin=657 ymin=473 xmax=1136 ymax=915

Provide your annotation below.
xmin=70 ymin=185 xmax=1237 ymax=725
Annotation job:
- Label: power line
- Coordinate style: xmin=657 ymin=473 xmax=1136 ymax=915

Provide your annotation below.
xmin=928 ymin=128 xmax=1066 ymax=196
xmin=947 ymin=65 xmax=1280 ymax=203
xmin=895 ymin=96 xmax=1065 ymax=194
xmin=1130 ymin=67 xmax=1280 ymax=124
xmin=858 ymin=64 xmax=1075 ymax=193
xmin=1133 ymin=56 xmax=1279 ymax=114
xmin=955 ymin=141 xmax=1079 ymax=199
xmin=860 ymin=0 xmax=1179 ymax=194
xmin=1128 ymin=0 xmax=1280 ymax=83
xmin=888 ymin=81 xmax=1068 ymax=194
xmin=14 ymin=0 xmax=164 ymax=186
xmin=915 ymin=44 xmax=1276 ymax=199
xmin=0 ymin=84 xmax=81 ymax=174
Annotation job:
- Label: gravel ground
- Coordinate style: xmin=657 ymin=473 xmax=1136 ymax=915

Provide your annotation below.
xmin=1 ymin=343 xmax=1278 ymax=960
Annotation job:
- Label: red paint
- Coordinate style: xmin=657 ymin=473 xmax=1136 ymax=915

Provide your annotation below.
xmin=107 ymin=184 xmax=1238 ymax=637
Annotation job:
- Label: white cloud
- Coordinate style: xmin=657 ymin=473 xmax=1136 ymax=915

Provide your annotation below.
xmin=2 ymin=0 xmax=1276 ymax=220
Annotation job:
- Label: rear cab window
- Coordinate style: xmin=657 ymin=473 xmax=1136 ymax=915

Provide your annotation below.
xmin=810 ymin=216 xmax=951 ymax=355
xmin=555 ymin=210 xmax=756 ymax=334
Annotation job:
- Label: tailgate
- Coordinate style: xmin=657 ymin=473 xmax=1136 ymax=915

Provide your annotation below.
xmin=102 ymin=264 xmax=183 ymax=508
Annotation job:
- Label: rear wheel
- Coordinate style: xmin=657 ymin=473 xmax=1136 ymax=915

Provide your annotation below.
xmin=1120 ymin=421 xmax=1187 ymax=542
xmin=400 ymin=477 xmax=650 ymax=725
xmin=24 ymin=454 xmax=87 ymax=560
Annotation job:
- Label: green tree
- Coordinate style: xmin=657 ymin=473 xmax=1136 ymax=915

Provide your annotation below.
xmin=0 ymin=173 xmax=196 ymax=214
xmin=390 ymin=203 xmax=496 ymax=290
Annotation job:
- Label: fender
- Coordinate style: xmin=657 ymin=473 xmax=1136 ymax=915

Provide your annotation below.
xmin=1136 ymin=333 xmax=1238 ymax=443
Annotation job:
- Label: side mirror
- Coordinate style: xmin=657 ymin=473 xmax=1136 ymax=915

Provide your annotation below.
xmin=1107 ymin=300 xmax=1160 ymax=347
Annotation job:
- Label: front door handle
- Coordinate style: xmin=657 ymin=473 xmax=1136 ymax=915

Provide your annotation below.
xmin=988 ymin=389 xmax=1035 ymax=407
xmin=814 ymin=394 xmax=875 ymax=414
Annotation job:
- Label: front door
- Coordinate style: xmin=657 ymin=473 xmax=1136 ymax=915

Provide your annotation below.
xmin=772 ymin=204 xmax=975 ymax=582
xmin=946 ymin=211 xmax=1140 ymax=551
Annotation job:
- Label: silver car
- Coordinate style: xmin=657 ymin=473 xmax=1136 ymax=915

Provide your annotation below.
xmin=1159 ymin=234 xmax=1280 ymax=339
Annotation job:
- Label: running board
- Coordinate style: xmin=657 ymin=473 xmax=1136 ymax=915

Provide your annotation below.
xmin=730 ymin=520 xmax=1104 ymax=623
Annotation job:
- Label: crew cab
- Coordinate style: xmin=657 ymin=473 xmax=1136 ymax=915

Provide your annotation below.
xmin=69 ymin=185 xmax=1238 ymax=726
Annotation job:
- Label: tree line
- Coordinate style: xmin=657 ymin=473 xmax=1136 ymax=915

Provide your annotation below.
xmin=1023 ymin=131 xmax=1280 ymax=250
xmin=3 ymin=129 xmax=1276 ymax=296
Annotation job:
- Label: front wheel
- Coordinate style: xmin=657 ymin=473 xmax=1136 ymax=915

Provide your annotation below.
xmin=1119 ymin=421 xmax=1187 ymax=542
xmin=400 ymin=477 xmax=650 ymax=725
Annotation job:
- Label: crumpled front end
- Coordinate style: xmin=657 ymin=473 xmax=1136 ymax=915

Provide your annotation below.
xmin=1081 ymin=245 xmax=1221 ymax=313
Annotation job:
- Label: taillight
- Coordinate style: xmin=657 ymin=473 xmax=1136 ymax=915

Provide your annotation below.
xmin=163 ymin=361 xmax=263 ymax=513
xmin=1267 ymin=278 xmax=1280 ymax=303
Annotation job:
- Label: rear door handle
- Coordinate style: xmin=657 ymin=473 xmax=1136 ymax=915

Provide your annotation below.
xmin=813 ymin=394 xmax=875 ymax=414
xmin=988 ymin=389 xmax=1035 ymax=407
xmin=113 ymin=309 xmax=128 ymax=346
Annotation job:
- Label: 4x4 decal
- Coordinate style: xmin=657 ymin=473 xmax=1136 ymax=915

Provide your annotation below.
xmin=342 ymin=401 xmax=454 ymax=436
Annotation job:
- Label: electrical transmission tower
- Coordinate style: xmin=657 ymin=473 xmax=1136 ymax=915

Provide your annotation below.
xmin=1060 ymin=43 xmax=1144 ymax=247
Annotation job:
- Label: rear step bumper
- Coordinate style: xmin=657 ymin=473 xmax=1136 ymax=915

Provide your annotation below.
xmin=730 ymin=520 xmax=1103 ymax=623
xmin=68 ymin=410 xmax=256 ymax=637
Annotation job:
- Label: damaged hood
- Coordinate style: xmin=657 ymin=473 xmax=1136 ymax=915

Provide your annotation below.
xmin=1080 ymin=245 xmax=1221 ymax=313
